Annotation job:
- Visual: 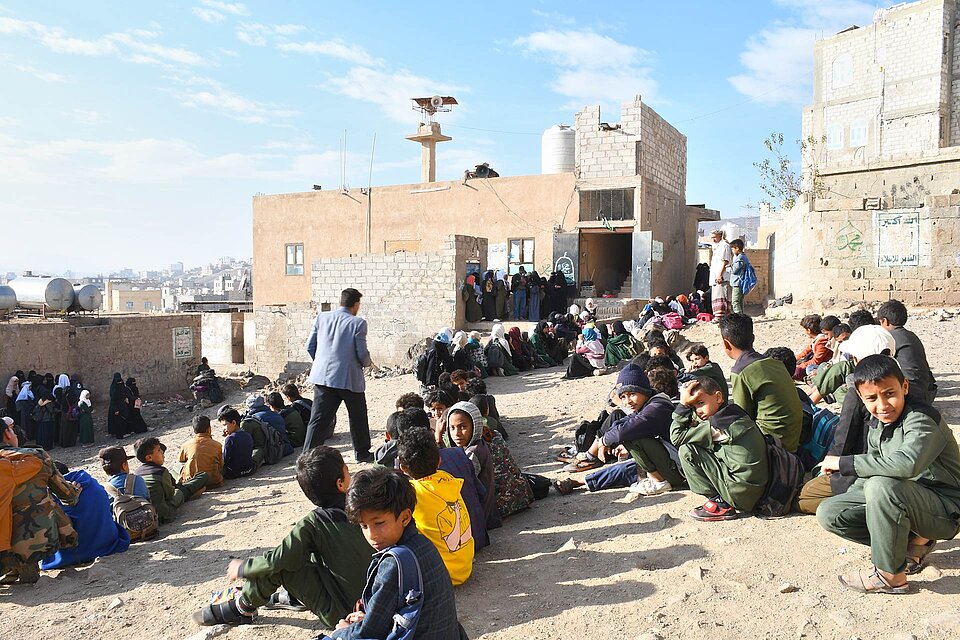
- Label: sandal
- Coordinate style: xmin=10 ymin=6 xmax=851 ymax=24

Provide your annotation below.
xmin=555 ymin=448 xmax=578 ymax=463
xmin=905 ymin=539 xmax=937 ymax=575
xmin=553 ymin=478 xmax=577 ymax=495
xmin=563 ymin=458 xmax=602 ymax=473
xmin=838 ymin=567 xmax=908 ymax=594
xmin=192 ymin=599 xmax=255 ymax=626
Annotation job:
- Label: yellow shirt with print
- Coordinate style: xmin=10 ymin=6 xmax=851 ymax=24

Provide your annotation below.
xmin=410 ymin=470 xmax=475 ymax=585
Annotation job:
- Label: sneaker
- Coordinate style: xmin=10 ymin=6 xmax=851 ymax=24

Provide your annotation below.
xmin=629 ymin=477 xmax=672 ymax=496
xmin=690 ymin=497 xmax=741 ymax=522
xmin=192 ymin=598 xmax=255 ymax=626
xmin=264 ymin=587 xmax=308 ymax=612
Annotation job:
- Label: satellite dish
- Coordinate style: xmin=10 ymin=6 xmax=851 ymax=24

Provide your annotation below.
xmin=430 ymin=95 xmax=444 ymax=109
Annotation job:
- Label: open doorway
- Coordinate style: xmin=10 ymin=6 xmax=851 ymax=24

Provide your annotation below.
xmin=579 ymin=230 xmax=633 ymax=296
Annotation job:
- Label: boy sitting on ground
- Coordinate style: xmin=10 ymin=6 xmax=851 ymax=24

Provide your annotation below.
xmin=217 ymin=408 xmax=260 ymax=479
xmin=99 ymin=445 xmax=149 ymax=502
xmin=681 ymin=344 xmax=729 ymax=402
xmin=794 ymin=314 xmax=834 ymax=380
xmin=178 ymin=416 xmax=224 ymax=492
xmin=395 ymin=392 xmax=424 ymax=411
xmin=194 ymin=446 xmax=373 ymax=627
xmin=424 ymin=389 xmax=456 ymax=446
xmin=877 ymin=299 xmax=938 ymax=405
xmin=720 ymin=313 xmax=803 ymax=452
xmin=133 ymin=437 xmax=208 ymax=523
xmin=444 ymin=401 xmax=499 ymax=531
xmin=266 ymin=392 xmax=306 ymax=448
xmin=816 ymin=355 xmax=960 ymax=593
xmin=373 ymin=411 xmax=404 ymax=469
xmin=398 ymin=428 xmax=475 ymax=586
xmin=281 ymin=383 xmax=313 ymax=430
xmin=327 ymin=467 xmax=465 ymax=639
xmin=671 ymin=377 xmax=769 ymax=521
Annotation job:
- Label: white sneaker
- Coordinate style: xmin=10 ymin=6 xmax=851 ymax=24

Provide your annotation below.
xmin=630 ymin=477 xmax=672 ymax=496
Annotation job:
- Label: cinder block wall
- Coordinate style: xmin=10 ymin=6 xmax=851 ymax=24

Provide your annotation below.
xmin=744 ymin=249 xmax=771 ymax=305
xmin=0 ymin=315 xmax=201 ymax=403
xmin=253 ymin=235 xmax=487 ymax=378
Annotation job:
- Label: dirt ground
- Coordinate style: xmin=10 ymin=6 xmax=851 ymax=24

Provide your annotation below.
xmin=3 ymin=315 xmax=960 ymax=640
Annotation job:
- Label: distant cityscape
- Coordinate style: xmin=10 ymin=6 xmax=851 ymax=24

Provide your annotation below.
xmin=1 ymin=257 xmax=253 ymax=313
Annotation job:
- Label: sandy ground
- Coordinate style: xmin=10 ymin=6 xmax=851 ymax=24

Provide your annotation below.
xmin=3 ymin=315 xmax=960 ymax=640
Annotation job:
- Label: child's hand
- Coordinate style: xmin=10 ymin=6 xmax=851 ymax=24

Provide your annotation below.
xmin=336 ymin=612 xmax=364 ymax=628
xmin=226 ymin=559 xmax=244 ymax=582
xmin=820 ymin=456 xmax=840 ymax=475
xmin=596 ymin=444 xmax=609 ymax=463
xmin=679 ymin=380 xmax=700 ymax=407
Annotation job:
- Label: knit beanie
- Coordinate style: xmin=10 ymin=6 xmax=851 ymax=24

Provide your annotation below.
xmin=616 ymin=363 xmax=654 ymax=396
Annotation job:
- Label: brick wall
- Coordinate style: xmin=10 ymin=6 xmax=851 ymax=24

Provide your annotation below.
xmin=744 ymin=249 xmax=771 ymax=305
xmin=0 ymin=314 xmax=201 ymax=403
xmin=253 ymin=235 xmax=487 ymax=378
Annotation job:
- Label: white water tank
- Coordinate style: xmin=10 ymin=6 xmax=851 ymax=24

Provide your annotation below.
xmin=541 ymin=125 xmax=575 ymax=174
xmin=9 ymin=276 xmax=75 ymax=311
xmin=72 ymin=284 xmax=103 ymax=312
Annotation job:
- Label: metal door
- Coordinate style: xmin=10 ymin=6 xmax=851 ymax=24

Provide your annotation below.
xmin=632 ymin=230 xmax=652 ymax=299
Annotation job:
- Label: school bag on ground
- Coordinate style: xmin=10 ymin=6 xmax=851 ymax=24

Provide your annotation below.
xmin=661 ymin=312 xmax=684 ymax=330
xmin=522 ymin=472 xmax=551 ymax=500
xmin=797 ymin=408 xmax=840 ymax=472
xmin=753 ymin=435 xmax=805 ymax=518
xmin=243 ymin=415 xmax=285 ymax=465
xmin=103 ymin=474 xmax=159 ymax=542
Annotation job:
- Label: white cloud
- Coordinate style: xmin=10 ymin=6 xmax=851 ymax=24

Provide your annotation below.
xmin=236 ymin=22 xmax=305 ymax=46
xmin=323 ymin=66 xmax=466 ymax=123
xmin=0 ymin=16 xmax=206 ymax=67
xmin=171 ymin=75 xmax=299 ymax=124
xmin=15 ymin=64 xmax=67 ymax=82
xmin=0 ymin=116 xmax=21 ymax=127
xmin=192 ymin=7 xmax=225 ymax=24
xmin=729 ymin=0 xmax=877 ymax=104
xmin=513 ymin=29 xmax=658 ymax=107
xmin=531 ymin=10 xmax=576 ymax=26
xmin=277 ymin=40 xmax=380 ymax=66
xmin=200 ymin=1 xmax=249 ymax=16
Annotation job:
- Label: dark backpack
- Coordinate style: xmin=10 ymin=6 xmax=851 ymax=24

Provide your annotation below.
xmin=523 ymin=473 xmax=551 ymax=500
xmin=753 ymin=435 xmax=805 ymax=518
xmin=484 ymin=343 xmax=506 ymax=370
xmin=797 ymin=408 xmax=840 ymax=471
xmin=414 ymin=351 xmax=431 ymax=385
xmin=244 ymin=415 xmax=284 ymax=465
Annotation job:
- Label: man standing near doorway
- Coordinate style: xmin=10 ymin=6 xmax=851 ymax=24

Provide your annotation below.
xmin=709 ymin=228 xmax=732 ymax=321
xmin=304 ymin=288 xmax=374 ymax=462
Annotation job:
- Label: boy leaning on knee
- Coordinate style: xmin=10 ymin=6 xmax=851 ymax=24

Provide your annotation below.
xmin=817 ymin=354 xmax=960 ymax=594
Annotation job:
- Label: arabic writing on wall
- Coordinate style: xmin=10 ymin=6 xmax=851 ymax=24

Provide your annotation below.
xmin=876 ymin=211 xmax=920 ymax=267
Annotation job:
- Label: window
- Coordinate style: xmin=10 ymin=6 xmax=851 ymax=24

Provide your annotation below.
xmin=826 ymin=123 xmax=844 ymax=150
xmin=144 ymin=301 xmax=154 ymax=311
xmin=508 ymin=238 xmax=534 ymax=275
xmin=579 ymin=188 xmax=635 ymax=222
xmin=832 ymin=54 xmax=853 ymax=89
xmin=285 ymin=243 xmax=304 ymax=276
xmin=850 ymin=120 xmax=867 ymax=147
xmin=125 ymin=301 xmax=134 ymax=311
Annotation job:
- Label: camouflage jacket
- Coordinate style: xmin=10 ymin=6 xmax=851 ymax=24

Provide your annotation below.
xmin=0 ymin=446 xmax=79 ymax=569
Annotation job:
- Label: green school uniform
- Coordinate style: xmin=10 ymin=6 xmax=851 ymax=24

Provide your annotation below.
xmin=688 ymin=361 xmax=729 ymax=403
xmin=671 ymin=403 xmax=769 ymax=512
xmin=136 ymin=463 xmax=207 ymax=523
xmin=812 ymin=359 xmax=854 ymax=406
xmin=817 ymin=403 xmax=960 ymax=574
xmin=731 ymin=351 xmax=803 ymax=452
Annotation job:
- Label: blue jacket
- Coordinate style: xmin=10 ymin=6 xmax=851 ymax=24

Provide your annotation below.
xmin=330 ymin=521 xmax=461 ymax=640
xmin=306 ymin=307 xmax=372 ymax=393
xmin=224 ymin=430 xmax=257 ymax=478
xmin=602 ymin=393 xmax=674 ymax=448
xmin=107 ymin=472 xmax=149 ymax=500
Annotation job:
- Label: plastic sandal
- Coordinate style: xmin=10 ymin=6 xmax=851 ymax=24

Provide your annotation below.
xmin=838 ymin=567 xmax=908 ymax=594
xmin=905 ymin=540 xmax=937 ymax=575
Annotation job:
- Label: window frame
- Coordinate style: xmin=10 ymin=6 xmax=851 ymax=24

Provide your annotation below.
xmin=285 ymin=243 xmax=305 ymax=276
xmin=507 ymin=237 xmax=535 ymax=275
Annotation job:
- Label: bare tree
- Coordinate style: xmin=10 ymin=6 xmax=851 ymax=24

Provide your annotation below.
xmin=754 ymin=132 xmax=827 ymax=211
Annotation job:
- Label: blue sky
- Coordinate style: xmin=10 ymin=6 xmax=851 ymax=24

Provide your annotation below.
xmin=0 ymin=0 xmax=881 ymax=275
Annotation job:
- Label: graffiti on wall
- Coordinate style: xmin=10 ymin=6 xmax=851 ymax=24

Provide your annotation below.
xmin=876 ymin=211 xmax=920 ymax=267
xmin=836 ymin=221 xmax=865 ymax=254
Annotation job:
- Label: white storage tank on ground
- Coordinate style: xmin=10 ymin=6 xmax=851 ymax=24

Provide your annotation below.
xmin=9 ymin=276 xmax=76 ymax=311
xmin=0 ymin=286 xmax=16 ymax=310
xmin=72 ymin=284 xmax=103 ymax=311
xmin=541 ymin=125 xmax=575 ymax=174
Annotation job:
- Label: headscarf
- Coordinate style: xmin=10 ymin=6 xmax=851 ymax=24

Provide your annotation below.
xmin=126 ymin=377 xmax=140 ymax=399
xmin=79 ymin=390 xmax=92 ymax=407
xmin=434 ymin=331 xmax=452 ymax=344
xmin=437 ymin=327 xmax=454 ymax=343
xmin=569 ymin=304 xmax=581 ymax=316
xmin=582 ymin=327 xmax=599 ymax=342
xmin=16 ymin=381 xmax=33 ymax=402
xmin=507 ymin=327 xmax=524 ymax=354
xmin=451 ymin=331 xmax=468 ymax=353
xmin=53 ymin=374 xmax=70 ymax=393
xmin=534 ymin=321 xmax=549 ymax=338
xmin=612 ymin=321 xmax=627 ymax=336
xmin=490 ymin=324 xmax=511 ymax=355
xmin=445 ymin=401 xmax=485 ymax=474
xmin=246 ymin=394 xmax=267 ymax=413
xmin=5 ymin=376 xmax=19 ymax=398
xmin=585 ymin=298 xmax=596 ymax=312
xmin=109 ymin=373 xmax=125 ymax=402
xmin=468 ymin=330 xmax=482 ymax=344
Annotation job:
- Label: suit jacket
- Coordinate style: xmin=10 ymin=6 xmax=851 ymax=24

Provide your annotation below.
xmin=306 ymin=307 xmax=372 ymax=392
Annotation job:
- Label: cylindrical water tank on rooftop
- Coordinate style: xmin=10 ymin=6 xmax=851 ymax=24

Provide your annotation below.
xmin=9 ymin=276 xmax=76 ymax=311
xmin=72 ymin=284 xmax=103 ymax=312
xmin=0 ymin=286 xmax=16 ymax=311
xmin=541 ymin=125 xmax=575 ymax=174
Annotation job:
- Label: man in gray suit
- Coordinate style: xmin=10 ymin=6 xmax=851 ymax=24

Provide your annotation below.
xmin=304 ymin=288 xmax=374 ymax=461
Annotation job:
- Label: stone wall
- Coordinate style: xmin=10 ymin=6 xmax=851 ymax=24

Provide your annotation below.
xmin=253 ymin=235 xmax=486 ymax=378
xmin=0 ymin=314 xmax=201 ymax=402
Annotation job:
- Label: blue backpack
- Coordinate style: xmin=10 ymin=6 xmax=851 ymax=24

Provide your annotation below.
xmin=798 ymin=408 xmax=840 ymax=472
xmin=740 ymin=255 xmax=758 ymax=295
xmin=362 ymin=545 xmax=424 ymax=640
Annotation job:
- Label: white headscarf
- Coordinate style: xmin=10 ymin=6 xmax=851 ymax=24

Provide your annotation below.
xmin=568 ymin=304 xmax=580 ymax=316
xmin=451 ymin=331 xmax=468 ymax=353
xmin=5 ymin=377 xmax=19 ymax=399
xmin=79 ymin=389 xmax=92 ymax=407
xmin=53 ymin=374 xmax=70 ymax=392
xmin=585 ymin=298 xmax=596 ymax=312
xmin=437 ymin=327 xmax=454 ymax=343
xmin=490 ymin=324 xmax=511 ymax=355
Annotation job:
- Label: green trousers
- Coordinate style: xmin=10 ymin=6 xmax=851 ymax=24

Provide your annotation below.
xmin=731 ymin=286 xmax=744 ymax=314
xmin=817 ymin=476 xmax=960 ymax=574
xmin=626 ymin=438 xmax=685 ymax=487
xmin=175 ymin=472 xmax=209 ymax=504
xmin=242 ymin=563 xmax=355 ymax=629
xmin=678 ymin=443 xmax=765 ymax=512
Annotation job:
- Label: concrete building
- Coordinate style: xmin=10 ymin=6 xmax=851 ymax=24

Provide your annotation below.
xmin=251 ymin=96 xmax=717 ymax=374
xmin=772 ymin=0 xmax=960 ymax=306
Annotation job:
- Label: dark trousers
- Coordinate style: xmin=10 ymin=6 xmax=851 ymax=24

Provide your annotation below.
xmin=305 ymin=385 xmax=371 ymax=455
